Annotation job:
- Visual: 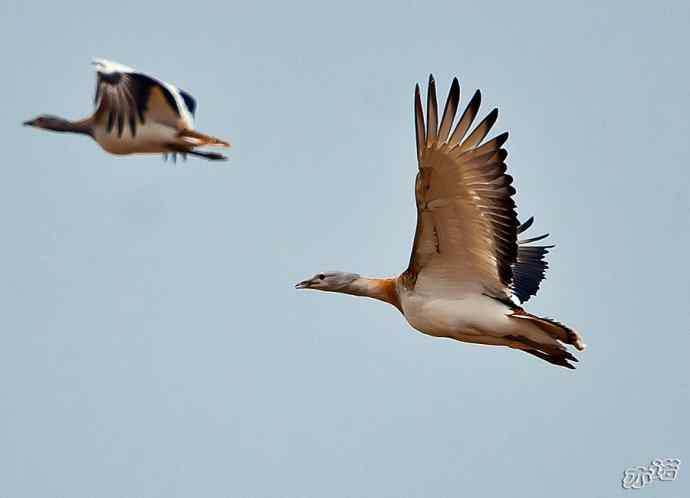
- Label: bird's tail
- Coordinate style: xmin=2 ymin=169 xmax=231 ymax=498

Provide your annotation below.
xmin=178 ymin=129 xmax=231 ymax=147
xmin=511 ymin=311 xmax=586 ymax=351
xmin=508 ymin=310 xmax=585 ymax=369
xmin=521 ymin=347 xmax=580 ymax=370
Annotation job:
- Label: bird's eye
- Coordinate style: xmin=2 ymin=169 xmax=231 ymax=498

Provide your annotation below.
xmin=318 ymin=274 xmax=325 ymax=280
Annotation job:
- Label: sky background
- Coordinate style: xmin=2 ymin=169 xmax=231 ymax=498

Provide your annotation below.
xmin=1 ymin=1 xmax=689 ymax=496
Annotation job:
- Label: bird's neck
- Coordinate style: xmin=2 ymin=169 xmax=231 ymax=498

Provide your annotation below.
xmin=45 ymin=117 xmax=93 ymax=136
xmin=345 ymin=277 xmax=401 ymax=312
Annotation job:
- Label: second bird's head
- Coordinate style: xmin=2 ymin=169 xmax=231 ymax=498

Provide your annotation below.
xmin=295 ymin=272 xmax=360 ymax=292
xmin=23 ymin=114 xmax=66 ymax=130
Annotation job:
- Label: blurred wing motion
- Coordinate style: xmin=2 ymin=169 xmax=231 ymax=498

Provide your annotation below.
xmin=92 ymin=59 xmax=195 ymax=137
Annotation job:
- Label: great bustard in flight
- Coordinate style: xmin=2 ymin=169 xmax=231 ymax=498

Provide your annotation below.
xmin=297 ymin=76 xmax=585 ymax=369
xmin=23 ymin=59 xmax=230 ymax=161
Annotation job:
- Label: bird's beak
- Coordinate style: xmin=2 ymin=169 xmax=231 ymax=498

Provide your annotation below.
xmin=295 ymin=279 xmax=313 ymax=289
xmin=22 ymin=119 xmax=34 ymax=127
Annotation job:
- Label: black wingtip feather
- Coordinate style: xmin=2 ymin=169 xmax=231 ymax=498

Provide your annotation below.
xmin=488 ymin=107 xmax=499 ymax=121
xmin=496 ymin=131 xmax=509 ymax=147
xmin=449 ymin=89 xmax=482 ymax=145
xmin=414 ymin=84 xmax=425 ymax=159
xmin=512 ymin=220 xmax=554 ymax=302
xmin=473 ymin=89 xmax=481 ymax=103
xmin=518 ymin=216 xmax=535 ymax=233
xmin=179 ymin=89 xmax=197 ymax=116
xmin=519 ymin=233 xmax=550 ymax=244
xmin=438 ymin=78 xmax=461 ymax=141
xmin=426 ymin=75 xmax=439 ymax=143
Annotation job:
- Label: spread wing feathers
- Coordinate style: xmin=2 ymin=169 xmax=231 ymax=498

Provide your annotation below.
xmin=405 ymin=75 xmax=518 ymax=299
xmin=511 ymin=216 xmax=555 ymax=302
xmin=92 ymin=60 xmax=193 ymax=137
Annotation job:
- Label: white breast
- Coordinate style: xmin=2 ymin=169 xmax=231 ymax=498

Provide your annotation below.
xmin=93 ymin=122 xmax=179 ymax=155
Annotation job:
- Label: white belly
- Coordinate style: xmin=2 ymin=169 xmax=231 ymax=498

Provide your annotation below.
xmin=398 ymin=287 xmax=513 ymax=339
xmin=94 ymin=122 xmax=180 ymax=155
xmin=396 ymin=282 xmax=564 ymax=351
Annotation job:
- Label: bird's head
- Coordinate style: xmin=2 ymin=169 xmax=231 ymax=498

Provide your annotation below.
xmin=295 ymin=271 xmax=361 ymax=292
xmin=23 ymin=114 xmax=67 ymax=130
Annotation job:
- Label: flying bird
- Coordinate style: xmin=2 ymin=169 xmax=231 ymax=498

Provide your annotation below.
xmin=296 ymin=76 xmax=585 ymax=369
xmin=23 ymin=59 xmax=230 ymax=161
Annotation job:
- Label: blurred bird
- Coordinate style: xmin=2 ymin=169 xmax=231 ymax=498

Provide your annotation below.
xmin=296 ymin=76 xmax=585 ymax=369
xmin=23 ymin=59 xmax=230 ymax=161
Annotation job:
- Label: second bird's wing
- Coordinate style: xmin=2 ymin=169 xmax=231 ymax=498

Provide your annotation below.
xmin=91 ymin=59 xmax=194 ymax=137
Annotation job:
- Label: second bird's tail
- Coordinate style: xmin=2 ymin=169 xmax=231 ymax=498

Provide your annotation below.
xmin=178 ymin=129 xmax=231 ymax=147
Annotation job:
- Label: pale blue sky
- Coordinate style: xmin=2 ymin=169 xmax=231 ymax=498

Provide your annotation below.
xmin=1 ymin=1 xmax=689 ymax=497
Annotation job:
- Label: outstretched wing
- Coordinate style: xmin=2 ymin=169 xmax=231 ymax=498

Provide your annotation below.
xmin=91 ymin=59 xmax=194 ymax=137
xmin=403 ymin=76 xmax=518 ymax=300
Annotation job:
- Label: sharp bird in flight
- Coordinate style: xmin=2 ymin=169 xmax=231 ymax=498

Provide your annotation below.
xmin=297 ymin=76 xmax=585 ymax=369
xmin=23 ymin=59 xmax=230 ymax=161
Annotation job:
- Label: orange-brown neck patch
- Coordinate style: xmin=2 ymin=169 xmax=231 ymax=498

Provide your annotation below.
xmin=369 ymin=278 xmax=402 ymax=312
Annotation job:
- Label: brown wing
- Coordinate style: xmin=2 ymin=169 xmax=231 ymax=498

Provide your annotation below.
xmin=403 ymin=76 xmax=518 ymax=299
xmin=93 ymin=66 xmax=190 ymax=137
